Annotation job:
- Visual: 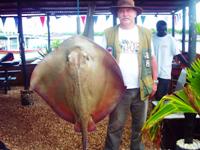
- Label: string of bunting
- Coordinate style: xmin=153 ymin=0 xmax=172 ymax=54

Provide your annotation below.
xmin=0 ymin=15 xmax=113 ymax=28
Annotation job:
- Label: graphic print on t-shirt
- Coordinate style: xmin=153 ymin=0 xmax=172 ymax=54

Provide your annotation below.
xmin=120 ymin=40 xmax=139 ymax=54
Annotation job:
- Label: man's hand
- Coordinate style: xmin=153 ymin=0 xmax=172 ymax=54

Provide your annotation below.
xmin=149 ymin=83 xmax=157 ymax=100
xmin=150 ymin=55 xmax=158 ymax=100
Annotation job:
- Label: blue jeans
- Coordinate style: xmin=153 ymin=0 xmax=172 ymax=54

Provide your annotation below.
xmin=104 ymin=88 xmax=148 ymax=150
xmin=155 ymin=78 xmax=170 ymax=101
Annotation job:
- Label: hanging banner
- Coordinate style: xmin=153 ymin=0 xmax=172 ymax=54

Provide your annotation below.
xmin=14 ymin=16 xmax=18 ymax=28
xmin=106 ymin=15 xmax=110 ymax=21
xmin=93 ymin=16 xmax=98 ymax=24
xmin=81 ymin=16 xmax=86 ymax=24
xmin=141 ymin=15 xmax=146 ymax=24
xmin=40 ymin=16 xmax=45 ymax=27
xmin=1 ymin=17 xmax=7 ymax=26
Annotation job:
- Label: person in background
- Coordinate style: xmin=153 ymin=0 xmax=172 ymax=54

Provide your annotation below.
xmin=153 ymin=20 xmax=181 ymax=101
xmin=102 ymin=0 xmax=158 ymax=149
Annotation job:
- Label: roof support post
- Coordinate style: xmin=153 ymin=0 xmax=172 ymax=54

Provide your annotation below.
xmin=83 ymin=2 xmax=95 ymax=40
xmin=172 ymin=12 xmax=175 ymax=37
xmin=113 ymin=15 xmax=117 ymax=26
xmin=188 ymin=0 xmax=197 ymax=64
xmin=47 ymin=14 xmax=51 ymax=52
xmin=112 ymin=0 xmax=117 ymax=26
xmin=182 ymin=7 xmax=186 ymax=53
xmin=76 ymin=0 xmax=81 ymax=34
xmin=183 ymin=0 xmax=197 ymax=143
xmin=17 ymin=0 xmax=28 ymax=90
xmin=18 ymin=0 xmax=34 ymax=106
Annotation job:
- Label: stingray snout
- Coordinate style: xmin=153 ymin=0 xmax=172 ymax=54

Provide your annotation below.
xmin=67 ymin=50 xmax=90 ymax=69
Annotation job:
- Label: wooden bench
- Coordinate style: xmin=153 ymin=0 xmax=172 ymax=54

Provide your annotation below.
xmin=0 ymin=61 xmax=21 ymax=94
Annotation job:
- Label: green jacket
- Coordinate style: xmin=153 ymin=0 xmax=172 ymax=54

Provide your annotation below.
xmin=104 ymin=25 xmax=153 ymax=100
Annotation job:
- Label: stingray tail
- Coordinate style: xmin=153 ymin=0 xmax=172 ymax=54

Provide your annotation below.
xmin=81 ymin=118 xmax=88 ymax=150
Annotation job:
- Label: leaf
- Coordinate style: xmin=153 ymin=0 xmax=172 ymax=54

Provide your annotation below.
xmin=196 ymin=22 xmax=200 ymax=34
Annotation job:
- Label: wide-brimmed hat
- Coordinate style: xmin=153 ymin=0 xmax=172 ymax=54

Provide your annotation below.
xmin=111 ymin=0 xmax=143 ymax=15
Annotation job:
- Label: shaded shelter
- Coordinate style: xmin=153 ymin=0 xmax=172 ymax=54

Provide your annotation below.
xmin=0 ymin=0 xmax=199 ymax=102
xmin=0 ymin=0 xmax=199 ymax=149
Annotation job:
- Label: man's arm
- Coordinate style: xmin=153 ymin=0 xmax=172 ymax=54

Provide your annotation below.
xmin=151 ymin=56 xmax=158 ymax=81
xmin=149 ymin=55 xmax=158 ymax=99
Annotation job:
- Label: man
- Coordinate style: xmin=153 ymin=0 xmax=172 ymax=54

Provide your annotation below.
xmin=102 ymin=0 xmax=158 ymax=149
xmin=153 ymin=20 xmax=180 ymax=101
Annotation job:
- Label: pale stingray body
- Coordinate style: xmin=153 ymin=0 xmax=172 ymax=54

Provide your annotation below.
xmin=30 ymin=36 xmax=125 ymax=149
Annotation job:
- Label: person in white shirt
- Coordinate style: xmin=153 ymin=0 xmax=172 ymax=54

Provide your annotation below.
xmin=153 ymin=20 xmax=180 ymax=101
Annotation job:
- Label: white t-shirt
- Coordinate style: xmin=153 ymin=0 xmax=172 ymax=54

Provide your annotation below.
xmin=118 ymin=26 xmax=140 ymax=89
xmin=153 ymin=34 xmax=180 ymax=79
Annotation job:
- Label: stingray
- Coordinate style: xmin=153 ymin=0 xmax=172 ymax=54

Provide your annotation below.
xmin=30 ymin=35 xmax=125 ymax=150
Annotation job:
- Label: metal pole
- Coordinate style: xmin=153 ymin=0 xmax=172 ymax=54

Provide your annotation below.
xmin=83 ymin=2 xmax=95 ymax=40
xmin=76 ymin=0 xmax=81 ymax=34
xmin=182 ymin=7 xmax=186 ymax=53
xmin=18 ymin=0 xmax=33 ymax=106
xmin=47 ymin=14 xmax=51 ymax=51
xmin=172 ymin=13 xmax=175 ymax=37
xmin=112 ymin=0 xmax=117 ymax=26
xmin=188 ymin=0 xmax=197 ymax=64
xmin=17 ymin=0 xmax=28 ymax=90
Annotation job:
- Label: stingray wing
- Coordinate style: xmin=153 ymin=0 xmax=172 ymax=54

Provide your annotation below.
xmin=91 ymin=49 xmax=125 ymax=123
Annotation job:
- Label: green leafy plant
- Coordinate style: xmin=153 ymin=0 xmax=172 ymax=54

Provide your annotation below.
xmin=37 ymin=39 xmax=62 ymax=59
xmin=142 ymin=59 xmax=200 ymax=146
xmin=51 ymin=39 xmax=62 ymax=50
xmin=196 ymin=22 xmax=200 ymax=34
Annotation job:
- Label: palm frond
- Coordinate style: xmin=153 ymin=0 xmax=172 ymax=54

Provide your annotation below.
xmin=187 ymin=59 xmax=200 ymax=96
xmin=143 ymin=90 xmax=196 ymax=129
xmin=142 ymin=59 xmax=200 ymax=146
xmin=37 ymin=48 xmax=52 ymax=59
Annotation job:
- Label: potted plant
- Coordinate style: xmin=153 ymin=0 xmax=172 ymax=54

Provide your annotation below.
xmin=142 ymin=58 xmax=200 ymax=149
